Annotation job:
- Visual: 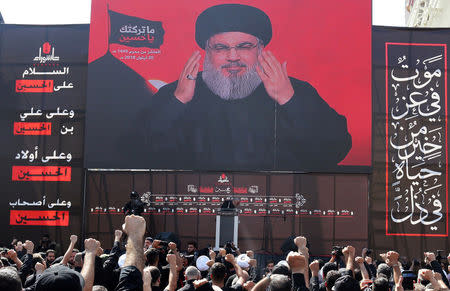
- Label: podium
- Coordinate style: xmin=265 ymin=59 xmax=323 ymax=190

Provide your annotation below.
xmin=214 ymin=208 xmax=239 ymax=250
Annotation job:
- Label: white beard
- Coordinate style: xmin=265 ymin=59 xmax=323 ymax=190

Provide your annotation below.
xmin=202 ymin=53 xmax=262 ymax=100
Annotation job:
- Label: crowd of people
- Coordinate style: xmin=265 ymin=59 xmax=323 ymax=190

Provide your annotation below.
xmin=0 ymin=215 xmax=449 ymax=290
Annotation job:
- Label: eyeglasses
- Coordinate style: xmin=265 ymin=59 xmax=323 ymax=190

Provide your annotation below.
xmin=208 ymin=42 xmax=258 ymax=54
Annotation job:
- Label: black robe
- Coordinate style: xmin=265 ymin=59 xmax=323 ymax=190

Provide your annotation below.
xmin=85 ymin=52 xmax=153 ymax=168
xmin=140 ymin=72 xmax=352 ymax=171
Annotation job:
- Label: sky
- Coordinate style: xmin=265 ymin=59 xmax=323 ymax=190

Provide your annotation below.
xmin=0 ymin=0 xmax=405 ymax=26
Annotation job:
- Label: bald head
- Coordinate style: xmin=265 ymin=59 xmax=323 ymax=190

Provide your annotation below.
xmin=185 ymin=266 xmax=201 ymax=280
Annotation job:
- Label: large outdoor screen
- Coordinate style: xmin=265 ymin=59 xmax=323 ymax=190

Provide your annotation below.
xmin=85 ymin=0 xmax=371 ymax=172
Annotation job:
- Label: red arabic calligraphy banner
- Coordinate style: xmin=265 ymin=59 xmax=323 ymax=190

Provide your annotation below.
xmin=371 ymin=27 xmax=450 ymax=257
xmin=13 ymin=122 xmax=52 ymax=135
xmin=10 ymin=210 xmax=69 ymax=226
xmin=12 ymin=166 xmax=71 ymax=181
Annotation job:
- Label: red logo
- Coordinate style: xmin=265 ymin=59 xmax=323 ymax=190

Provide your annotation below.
xmin=43 ymin=42 xmax=51 ymax=54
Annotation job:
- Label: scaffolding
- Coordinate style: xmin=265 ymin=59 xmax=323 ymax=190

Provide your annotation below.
xmin=407 ymin=0 xmax=442 ymax=27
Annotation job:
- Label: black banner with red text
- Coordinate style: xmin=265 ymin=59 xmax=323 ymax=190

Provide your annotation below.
xmin=85 ymin=171 xmax=368 ymax=255
xmin=0 ymin=24 xmax=89 ymax=248
xmin=371 ymin=26 xmax=450 ymax=257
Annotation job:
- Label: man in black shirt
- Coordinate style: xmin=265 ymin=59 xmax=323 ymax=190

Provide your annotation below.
xmin=142 ymin=4 xmax=351 ymax=171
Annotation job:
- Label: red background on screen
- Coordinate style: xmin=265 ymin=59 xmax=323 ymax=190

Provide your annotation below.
xmin=88 ymin=0 xmax=371 ymax=166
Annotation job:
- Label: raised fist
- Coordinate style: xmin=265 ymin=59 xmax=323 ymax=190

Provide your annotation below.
xmin=24 ymin=240 xmax=34 ymax=253
xmin=343 ymin=246 xmax=355 ymax=257
xmin=7 ymin=249 xmax=17 ymax=260
xmin=168 ymin=242 xmax=177 ymax=251
xmin=209 ymin=250 xmax=216 ymax=260
xmin=35 ymin=262 xmax=45 ymax=274
xmin=115 ymin=230 xmax=123 ymax=239
xmin=355 ymin=256 xmax=364 ymax=264
xmin=167 ymin=253 xmax=177 ymax=266
xmin=309 ymin=260 xmax=320 ymax=274
xmin=122 ymin=215 xmax=146 ymax=238
xmin=219 ymin=248 xmax=226 ymax=257
xmin=70 ymin=235 xmax=78 ymax=244
xmin=84 ymin=238 xmax=100 ymax=254
xmin=294 ymin=236 xmax=307 ymax=248
xmin=386 ymin=251 xmax=399 ymax=266
xmin=419 ymin=269 xmax=434 ymax=281
xmin=246 ymin=250 xmax=254 ymax=259
xmin=287 ymin=251 xmax=307 ymax=272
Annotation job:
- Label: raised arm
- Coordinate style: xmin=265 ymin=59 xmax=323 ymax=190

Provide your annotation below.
xmin=309 ymin=260 xmax=320 ymax=291
xmin=342 ymin=245 xmax=356 ymax=275
xmin=225 ymin=254 xmax=248 ymax=285
xmin=168 ymin=242 xmax=183 ymax=272
xmin=123 ymin=215 xmax=146 ymax=273
xmin=166 ymin=253 xmax=178 ymax=291
xmin=143 ymin=266 xmax=153 ymax=291
xmin=386 ymin=251 xmax=401 ymax=285
xmin=355 ymin=256 xmax=370 ymax=280
xmin=103 ymin=230 xmax=123 ymax=272
xmin=287 ymin=251 xmax=309 ymax=291
xmin=62 ymin=235 xmax=78 ymax=266
xmin=207 ymin=249 xmax=216 ymax=267
xmin=7 ymin=249 xmax=23 ymax=269
xmin=81 ymin=238 xmax=100 ymax=291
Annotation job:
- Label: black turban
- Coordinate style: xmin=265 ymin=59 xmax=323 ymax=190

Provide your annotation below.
xmin=195 ymin=4 xmax=272 ymax=49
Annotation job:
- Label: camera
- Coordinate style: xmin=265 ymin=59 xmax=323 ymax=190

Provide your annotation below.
xmin=332 ymin=246 xmax=343 ymax=257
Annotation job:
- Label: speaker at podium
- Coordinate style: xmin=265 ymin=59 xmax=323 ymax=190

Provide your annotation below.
xmin=215 ymin=198 xmax=240 ymax=250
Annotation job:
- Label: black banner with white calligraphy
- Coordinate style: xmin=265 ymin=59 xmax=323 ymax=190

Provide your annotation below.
xmin=0 ymin=24 xmax=88 ymax=248
xmin=372 ymin=26 xmax=450 ymax=256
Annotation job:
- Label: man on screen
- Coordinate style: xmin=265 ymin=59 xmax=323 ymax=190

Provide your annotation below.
xmin=142 ymin=4 xmax=351 ymax=171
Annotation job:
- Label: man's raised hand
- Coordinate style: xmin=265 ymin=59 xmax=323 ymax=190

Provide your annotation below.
xmin=225 ymin=254 xmax=235 ymax=264
xmin=122 ymin=215 xmax=146 ymax=239
xmin=7 ymin=249 xmax=18 ymax=261
xmin=24 ymin=240 xmax=34 ymax=254
xmin=168 ymin=242 xmax=177 ymax=251
xmin=209 ymin=249 xmax=216 ymax=260
xmin=309 ymin=260 xmax=320 ymax=276
xmin=256 ymin=50 xmax=294 ymax=105
xmin=355 ymin=256 xmax=365 ymax=265
xmin=386 ymin=251 xmax=400 ymax=266
xmin=287 ymin=251 xmax=307 ymax=273
xmin=174 ymin=51 xmax=201 ymax=104
xmin=84 ymin=238 xmax=100 ymax=254
xmin=70 ymin=235 xmax=78 ymax=244
xmin=294 ymin=236 xmax=307 ymax=249
xmin=115 ymin=230 xmax=123 ymax=241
